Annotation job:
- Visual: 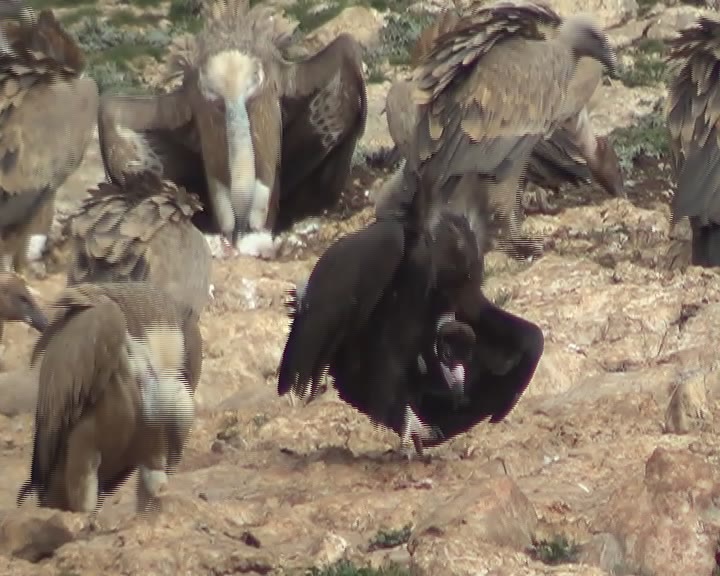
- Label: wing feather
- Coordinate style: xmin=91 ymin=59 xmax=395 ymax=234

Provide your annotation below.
xmin=277 ymin=219 xmax=405 ymax=399
xmin=666 ymin=16 xmax=720 ymax=225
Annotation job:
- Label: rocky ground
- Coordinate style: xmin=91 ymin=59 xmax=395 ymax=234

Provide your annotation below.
xmin=2 ymin=0 xmax=720 ymax=575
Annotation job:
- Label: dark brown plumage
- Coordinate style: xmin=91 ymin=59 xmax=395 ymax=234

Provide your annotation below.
xmin=67 ymin=172 xmax=212 ymax=315
xmin=17 ymin=282 xmax=202 ymax=515
xmin=666 ymin=15 xmax=720 ymax=267
xmin=98 ymin=0 xmax=367 ymax=260
xmin=405 ymin=1 xmax=619 ymax=259
xmin=0 ymin=4 xmax=98 ymax=274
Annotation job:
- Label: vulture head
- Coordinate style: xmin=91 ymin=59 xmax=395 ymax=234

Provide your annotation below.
xmin=435 ymin=314 xmax=476 ymax=399
xmin=0 ymin=273 xmax=48 ymax=332
xmin=558 ymin=15 xmax=618 ymax=78
xmin=589 ymin=135 xmax=625 ymax=197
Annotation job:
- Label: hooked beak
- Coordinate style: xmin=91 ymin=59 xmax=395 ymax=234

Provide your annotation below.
xmin=24 ymin=308 xmax=48 ymax=333
xmin=602 ymin=47 xmax=619 ymax=80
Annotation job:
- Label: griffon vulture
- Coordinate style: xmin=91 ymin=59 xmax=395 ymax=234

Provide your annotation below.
xmin=98 ymin=0 xmax=367 ymax=260
xmin=17 ymin=282 xmax=202 ymax=515
xmin=405 ymin=1 xmax=619 ymax=259
xmin=67 ymin=172 xmax=212 ymax=315
xmin=666 ymin=16 xmax=720 ymax=267
xmin=278 ymin=164 xmax=544 ymax=456
xmin=0 ymin=3 xmax=98 ymax=273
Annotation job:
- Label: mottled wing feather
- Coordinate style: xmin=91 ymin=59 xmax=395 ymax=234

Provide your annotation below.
xmin=273 ymin=34 xmax=367 ymax=228
xmin=0 ymin=11 xmax=92 ymax=222
xmin=526 ymin=127 xmax=591 ymax=189
xmin=410 ymin=3 xmax=569 ymax=187
xmin=277 ymin=219 xmax=405 ymax=398
xmin=666 ymin=16 xmax=720 ymax=225
xmin=29 ymin=288 xmax=127 ymax=498
xmin=68 ymin=173 xmax=202 ymax=285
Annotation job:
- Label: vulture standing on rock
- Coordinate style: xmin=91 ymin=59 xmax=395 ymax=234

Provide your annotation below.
xmin=67 ymin=172 xmax=212 ymax=315
xmin=17 ymin=282 xmax=202 ymax=516
xmin=397 ymin=1 xmax=620 ymax=259
xmin=665 ymin=15 xmax=720 ymax=267
xmin=98 ymin=0 xmax=367 ymax=260
xmin=277 ymin=166 xmax=544 ymax=457
xmin=0 ymin=2 xmax=98 ymax=273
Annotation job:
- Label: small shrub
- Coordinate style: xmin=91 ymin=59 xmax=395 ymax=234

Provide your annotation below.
xmin=305 ymin=559 xmax=411 ymax=576
xmin=609 ymin=106 xmax=669 ymax=172
xmin=367 ymin=524 xmax=412 ymax=551
xmin=617 ymin=38 xmax=668 ymax=88
xmin=528 ymin=534 xmax=581 ymax=566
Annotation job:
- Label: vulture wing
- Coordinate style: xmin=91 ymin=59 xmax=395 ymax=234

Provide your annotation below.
xmin=666 ymin=16 xmax=720 ymax=225
xmin=21 ymin=286 xmax=128 ymax=504
xmin=276 ymin=34 xmax=368 ymax=231
xmin=277 ymin=218 xmax=405 ymax=401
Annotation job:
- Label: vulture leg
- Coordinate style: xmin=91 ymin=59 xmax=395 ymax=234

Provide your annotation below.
xmin=276 ymin=34 xmax=367 ymax=232
xmin=690 ymin=218 xmax=720 ymax=267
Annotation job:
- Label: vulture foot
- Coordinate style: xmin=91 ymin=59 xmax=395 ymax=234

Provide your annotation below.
xmin=27 ymin=234 xmax=48 ymax=262
xmin=235 ymin=231 xmax=280 ymax=260
xmin=400 ymin=405 xmax=443 ymax=458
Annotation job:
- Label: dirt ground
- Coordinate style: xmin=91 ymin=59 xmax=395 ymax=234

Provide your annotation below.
xmin=2 ymin=152 xmax=720 ymax=576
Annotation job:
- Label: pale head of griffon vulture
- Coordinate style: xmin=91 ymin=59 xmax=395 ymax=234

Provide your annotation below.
xmin=557 ymin=14 xmax=619 ymax=79
xmin=434 ymin=313 xmax=476 ymax=399
xmin=0 ymin=272 xmax=47 ymax=332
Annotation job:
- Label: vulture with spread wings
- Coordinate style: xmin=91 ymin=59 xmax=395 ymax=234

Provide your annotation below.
xmin=98 ymin=0 xmax=367 ymax=260
xmin=277 ymin=163 xmax=544 ymax=456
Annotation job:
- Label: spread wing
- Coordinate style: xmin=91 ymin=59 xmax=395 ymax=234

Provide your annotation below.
xmin=25 ymin=286 xmax=127 ymax=501
xmin=666 ymin=16 xmax=720 ymax=226
xmin=410 ymin=2 xmax=570 ymax=189
xmin=67 ymin=172 xmax=203 ymax=285
xmin=417 ymin=292 xmax=544 ymax=445
xmin=275 ymin=34 xmax=368 ymax=229
xmin=277 ymin=219 xmax=405 ymax=400
xmin=0 ymin=9 xmax=97 ymax=232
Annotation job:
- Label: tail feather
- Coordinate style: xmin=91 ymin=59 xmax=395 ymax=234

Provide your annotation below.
xmin=691 ymin=220 xmax=720 ymax=267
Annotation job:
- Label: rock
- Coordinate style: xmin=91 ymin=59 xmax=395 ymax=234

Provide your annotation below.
xmin=664 ymin=371 xmax=711 ymax=434
xmin=579 ymin=532 xmax=626 ymax=574
xmin=409 ymin=477 xmax=539 ymax=574
xmin=0 ymin=370 xmax=39 ymax=417
xmin=295 ymin=6 xmax=384 ymax=55
xmin=593 ymin=447 xmax=720 ymax=576
xmin=0 ymin=510 xmax=74 ymax=563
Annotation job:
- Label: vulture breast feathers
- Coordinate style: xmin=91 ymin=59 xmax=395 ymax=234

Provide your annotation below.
xmin=666 ymin=15 xmax=720 ymax=227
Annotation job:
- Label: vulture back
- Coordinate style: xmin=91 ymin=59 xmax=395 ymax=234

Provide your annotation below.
xmin=67 ymin=173 xmax=212 ymax=314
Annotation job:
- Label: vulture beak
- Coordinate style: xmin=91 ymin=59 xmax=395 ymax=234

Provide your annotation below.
xmin=24 ymin=306 xmax=48 ymax=333
xmin=601 ymin=45 xmax=619 ymax=80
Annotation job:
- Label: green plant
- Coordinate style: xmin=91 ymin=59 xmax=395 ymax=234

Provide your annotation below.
xmin=528 ymin=534 xmax=581 ymax=566
xmin=617 ymin=39 xmax=668 ymax=88
xmin=609 ymin=107 xmax=670 ymax=171
xmin=305 ymin=560 xmax=411 ymax=576
xmin=367 ymin=524 xmax=412 ymax=551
